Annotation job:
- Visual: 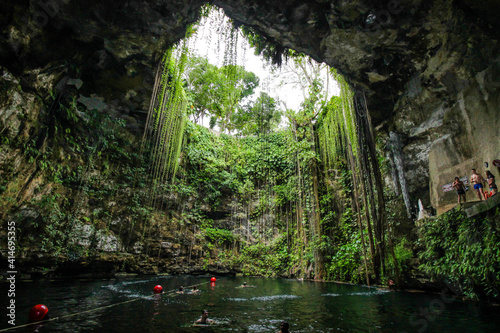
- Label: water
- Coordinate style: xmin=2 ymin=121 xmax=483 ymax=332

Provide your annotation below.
xmin=3 ymin=276 xmax=499 ymax=332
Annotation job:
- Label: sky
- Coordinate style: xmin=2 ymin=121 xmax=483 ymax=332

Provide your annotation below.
xmin=182 ymin=7 xmax=339 ymax=126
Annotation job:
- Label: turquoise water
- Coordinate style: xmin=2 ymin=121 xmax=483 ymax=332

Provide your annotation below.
xmin=3 ymin=276 xmax=499 ymax=332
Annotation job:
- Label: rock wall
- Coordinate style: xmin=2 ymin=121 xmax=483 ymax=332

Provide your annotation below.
xmin=429 ymin=59 xmax=500 ymax=213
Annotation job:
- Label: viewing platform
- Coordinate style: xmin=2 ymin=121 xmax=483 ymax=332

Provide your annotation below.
xmin=465 ymin=194 xmax=500 ymax=217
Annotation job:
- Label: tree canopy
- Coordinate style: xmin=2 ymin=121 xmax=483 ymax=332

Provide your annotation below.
xmin=231 ymin=92 xmax=282 ymax=135
xmin=184 ymin=56 xmax=259 ymax=131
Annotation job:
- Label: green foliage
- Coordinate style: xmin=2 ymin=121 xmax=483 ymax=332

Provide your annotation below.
xmin=418 ymin=208 xmax=500 ymax=299
xmin=203 ymin=227 xmax=236 ymax=245
xmin=1 ymin=76 xmax=154 ymax=258
xmin=31 ymin=193 xmax=67 ymax=254
xmin=184 ymin=56 xmax=259 ymax=131
xmin=240 ymin=25 xmax=293 ymax=66
xmin=231 ymin=92 xmax=282 ymax=135
xmin=182 ymin=121 xmax=293 ymax=208
xmin=324 ymin=208 xmax=365 ymax=283
xmin=142 ymin=46 xmax=189 ymax=207
xmin=238 ymin=235 xmax=291 ymax=277
xmin=386 ymin=237 xmax=413 ymax=280
xmin=316 ymin=72 xmax=358 ymax=172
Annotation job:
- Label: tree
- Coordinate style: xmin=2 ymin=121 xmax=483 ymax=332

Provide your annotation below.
xmin=183 ymin=57 xmax=221 ymax=125
xmin=183 ymin=56 xmax=259 ymax=131
xmin=279 ymin=54 xmax=332 ymax=279
xmin=231 ymin=92 xmax=282 ymax=135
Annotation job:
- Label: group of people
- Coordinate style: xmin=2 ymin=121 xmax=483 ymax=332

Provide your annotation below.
xmin=176 ymin=285 xmax=200 ymax=294
xmin=453 ymin=169 xmax=497 ymax=203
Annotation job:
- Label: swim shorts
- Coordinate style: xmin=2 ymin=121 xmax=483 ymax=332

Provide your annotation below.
xmin=457 ymin=189 xmax=465 ymax=195
xmin=474 ymin=184 xmax=483 ymax=190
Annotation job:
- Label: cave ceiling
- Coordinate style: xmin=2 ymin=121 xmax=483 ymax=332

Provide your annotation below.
xmin=0 ymin=0 xmax=498 ymax=125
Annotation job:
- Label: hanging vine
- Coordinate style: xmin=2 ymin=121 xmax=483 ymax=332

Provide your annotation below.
xmin=317 ymin=70 xmax=358 ymax=169
xmin=141 ymin=43 xmax=189 ymax=208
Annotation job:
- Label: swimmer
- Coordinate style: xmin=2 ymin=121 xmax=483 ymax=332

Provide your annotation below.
xmin=191 ymin=285 xmax=200 ymax=293
xmin=195 ymin=310 xmax=214 ymax=325
xmin=177 ymin=286 xmax=184 ymax=294
xmin=242 ymin=282 xmax=247 ymax=287
xmin=278 ymin=321 xmax=290 ymax=333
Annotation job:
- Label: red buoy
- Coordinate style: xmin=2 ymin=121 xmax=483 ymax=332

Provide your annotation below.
xmin=29 ymin=304 xmax=49 ymax=322
xmin=153 ymin=285 xmax=163 ymax=294
xmin=210 ymin=277 xmax=216 ymax=282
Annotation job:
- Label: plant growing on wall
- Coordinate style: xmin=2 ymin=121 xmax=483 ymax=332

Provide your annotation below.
xmin=142 ymin=45 xmax=189 ymax=208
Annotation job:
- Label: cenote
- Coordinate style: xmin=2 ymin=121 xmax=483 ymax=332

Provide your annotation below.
xmin=4 ymin=276 xmax=500 ymax=332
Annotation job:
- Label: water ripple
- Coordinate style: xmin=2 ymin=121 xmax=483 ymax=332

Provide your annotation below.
xmin=321 ymin=290 xmax=390 ymax=297
xmin=102 ymin=283 xmax=152 ymax=299
xmin=226 ymin=295 xmax=300 ymax=302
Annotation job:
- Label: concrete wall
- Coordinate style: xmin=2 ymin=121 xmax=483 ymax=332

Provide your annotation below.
xmin=429 ymin=59 xmax=500 ymax=214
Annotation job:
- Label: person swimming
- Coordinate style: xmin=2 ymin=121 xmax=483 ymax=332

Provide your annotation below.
xmin=278 ymin=321 xmax=290 ymax=333
xmin=242 ymin=282 xmax=247 ymax=287
xmin=177 ymin=286 xmax=184 ymax=294
xmin=191 ymin=285 xmax=200 ymax=293
xmin=195 ymin=310 xmax=213 ymax=325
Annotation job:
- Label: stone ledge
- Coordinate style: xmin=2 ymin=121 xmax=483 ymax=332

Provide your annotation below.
xmin=465 ymin=194 xmax=500 ymax=217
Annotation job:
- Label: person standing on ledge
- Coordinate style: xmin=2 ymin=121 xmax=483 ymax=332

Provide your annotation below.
xmin=470 ymin=169 xmax=486 ymax=201
xmin=486 ymin=171 xmax=497 ymax=196
xmin=452 ymin=177 xmax=467 ymax=204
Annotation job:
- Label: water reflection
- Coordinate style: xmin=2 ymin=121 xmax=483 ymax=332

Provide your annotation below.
xmin=4 ymin=276 xmax=500 ymax=332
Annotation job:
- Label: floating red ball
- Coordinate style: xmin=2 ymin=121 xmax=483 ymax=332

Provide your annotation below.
xmin=29 ymin=304 xmax=49 ymax=322
xmin=153 ymin=285 xmax=163 ymax=294
xmin=210 ymin=277 xmax=216 ymax=282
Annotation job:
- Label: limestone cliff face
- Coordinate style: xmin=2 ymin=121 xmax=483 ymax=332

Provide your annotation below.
xmin=428 ymin=60 xmax=500 ymax=213
xmin=1 ymin=0 xmax=499 ymax=274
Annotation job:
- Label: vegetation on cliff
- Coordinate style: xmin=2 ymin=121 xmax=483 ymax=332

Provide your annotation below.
xmin=417 ymin=208 xmax=500 ymax=300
